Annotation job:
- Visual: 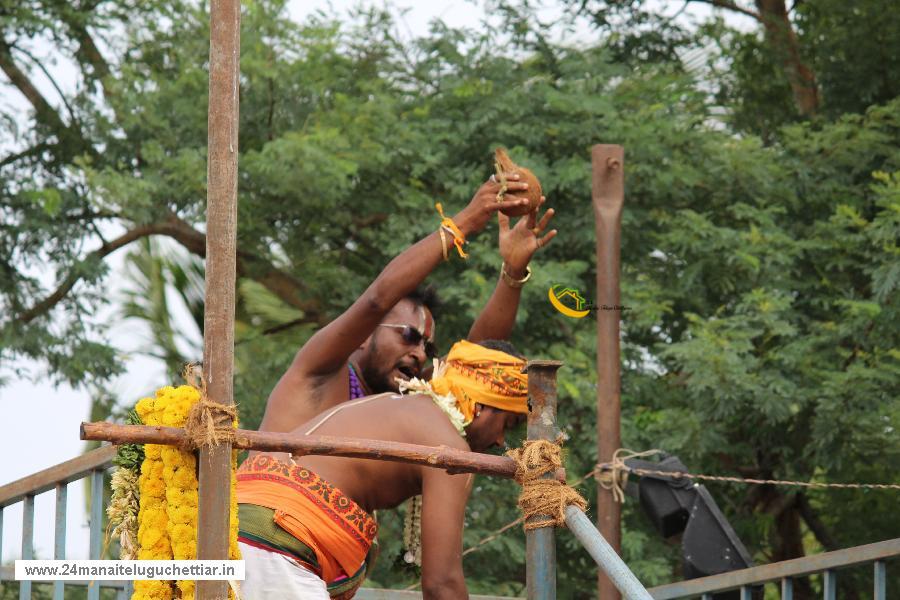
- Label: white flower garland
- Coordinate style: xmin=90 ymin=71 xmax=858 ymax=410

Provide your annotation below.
xmin=397 ymin=358 xmax=467 ymax=436
xmin=396 ymin=359 xmax=467 ymax=566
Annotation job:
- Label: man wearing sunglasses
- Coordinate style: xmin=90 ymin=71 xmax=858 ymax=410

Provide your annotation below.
xmin=237 ymin=340 xmax=530 ymax=599
xmin=258 ymin=172 xmax=557 ymax=435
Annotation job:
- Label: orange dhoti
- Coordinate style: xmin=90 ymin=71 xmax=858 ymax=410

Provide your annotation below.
xmin=236 ymin=454 xmax=378 ymax=599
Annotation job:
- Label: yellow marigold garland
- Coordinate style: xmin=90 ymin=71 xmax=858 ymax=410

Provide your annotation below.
xmin=134 ymin=392 xmax=175 ymax=600
xmin=132 ymin=385 xmax=241 ymax=600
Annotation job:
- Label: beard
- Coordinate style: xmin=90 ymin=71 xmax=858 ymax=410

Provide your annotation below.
xmin=359 ymin=336 xmax=400 ymax=394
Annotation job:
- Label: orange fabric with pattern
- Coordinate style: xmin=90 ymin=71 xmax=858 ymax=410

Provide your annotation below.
xmin=236 ymin=455 xmax=377 ymax=585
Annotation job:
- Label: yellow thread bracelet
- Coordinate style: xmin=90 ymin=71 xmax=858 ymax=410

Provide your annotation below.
xmin=435 ymin=203 xmax=468 ymax=259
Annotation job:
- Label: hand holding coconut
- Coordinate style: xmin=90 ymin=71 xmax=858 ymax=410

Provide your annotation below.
xmin=452 ymin=173 xmax=533 ymax=237
xmin=494 ymin=147 xmax=543 ymax=217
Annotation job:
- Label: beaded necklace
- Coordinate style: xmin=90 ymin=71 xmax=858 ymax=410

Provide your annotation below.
xmin=348 ymin=362 xmax=366 ymax=399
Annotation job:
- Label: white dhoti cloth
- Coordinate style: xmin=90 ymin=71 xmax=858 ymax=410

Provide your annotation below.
xmin=238 ymin=541 xmax=329 ymax=599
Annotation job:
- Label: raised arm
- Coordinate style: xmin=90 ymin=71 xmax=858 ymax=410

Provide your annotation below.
xmin=289 ymin=180 xmax=530 ymax=378
xmin=420 ymin=459 xmax=474 ymax=600
xmin=468 ymin=199 xmax=557 ymax=342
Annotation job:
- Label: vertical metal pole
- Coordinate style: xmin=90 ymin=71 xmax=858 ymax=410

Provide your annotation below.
xmin=1 ymin=505 xmax=4 ymax=566
xmin=524 ymin=360 xmax=562 ymax=600
xmin=782 ymin=577 xmax=793 ymax=600
xmin=592 ymin=144 xmax=624 ymax=600
xmin=53 ymin=483 xmax=67 ymax=600
xmin=88 ymin=469 xmax=104 ymax=600
xmin=20 ymin=494 xmax=34 ymax=600
xmin=196 ymin=0 xmax=240 ymax=598
xmin=823 ymin=570 xmax=836 ymax=600
xmin=874 ymin=560 xmax=886 ymax=600
xmin=740 ymin=585 xmax=752 ymax=600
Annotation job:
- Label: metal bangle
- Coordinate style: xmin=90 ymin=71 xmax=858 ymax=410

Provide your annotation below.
xmin=500 ymin=263 xmax=532 ymax=289
xmin=438 ymin=227 xmax=449 ymax=261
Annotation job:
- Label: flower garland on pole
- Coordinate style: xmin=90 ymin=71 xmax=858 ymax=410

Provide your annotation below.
xmin=107 ymin=411 xmax=144 ymax=561
xmin=121 ymin=384 xmax=240 ymax=600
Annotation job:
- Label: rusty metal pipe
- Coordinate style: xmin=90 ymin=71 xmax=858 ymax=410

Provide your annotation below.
xmin=524 ymin=360 xmax=563 ymax=600
xmin=592 ymin=144 xmax=625 ymax=600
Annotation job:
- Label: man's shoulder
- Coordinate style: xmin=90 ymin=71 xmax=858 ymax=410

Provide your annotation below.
xmin=391 ymin=393 xmax=470 ymax=449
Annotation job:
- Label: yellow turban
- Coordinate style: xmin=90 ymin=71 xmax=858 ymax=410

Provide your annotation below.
xmin=431 ymin=340 xmax=528 ymax=424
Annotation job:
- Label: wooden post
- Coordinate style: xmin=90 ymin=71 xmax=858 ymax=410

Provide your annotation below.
xmin=592 ymin=144 xmax=624 ymax=600
xmin=524 ymin=360 xmax=563 ymax=600
xmin=196 ymin=0 xmax=240 ymax=598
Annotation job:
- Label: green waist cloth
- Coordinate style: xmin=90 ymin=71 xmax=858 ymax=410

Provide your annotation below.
xmin=238 ymin=503 xmax=379 ymax=600
xmin=238 ymin=503 xmax=320 ymax=571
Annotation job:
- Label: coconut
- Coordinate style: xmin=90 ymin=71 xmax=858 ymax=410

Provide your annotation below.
xmin=494 ymin=147 xmax=543 ymax=216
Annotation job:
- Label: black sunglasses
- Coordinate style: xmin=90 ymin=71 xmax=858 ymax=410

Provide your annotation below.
xmin=379 ymin=324 xmax=437 ymax=359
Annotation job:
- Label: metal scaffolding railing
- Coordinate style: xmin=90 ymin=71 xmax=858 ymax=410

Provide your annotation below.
xmin=0 ymin=445 xmax=133 ymax=599
xmin=646 ymin=539 xmax=899 ymax=600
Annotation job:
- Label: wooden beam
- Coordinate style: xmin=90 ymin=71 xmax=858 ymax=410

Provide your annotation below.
xmin=198 ymin=0 xmax=241 ymax=597
xmin=592 ymin=144 xmax=624 ymax=600
xmin=80 ymin=422 xmax=566 ymax=481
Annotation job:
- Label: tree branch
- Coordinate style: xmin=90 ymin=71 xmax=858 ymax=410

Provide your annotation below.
xmin=18 ymin=214 xmax=324 ymax=326
xmin=687 ymin=0 xmax=762 ymax=22
xmin=70 ymin=23 xmax=110 ymax=82
xmin=755 ymin=0 xmax=819 ymax=115
xmin=0 ymin=142 xmax=53 ymax=168
xmin=795 ymin=491 xmax=839 ymax=551
xmin=18 ymin=222 xmax=173 ymax=324
xmin=0 ymin=40 xmax=68 ymax=133
xmin=11 ymin=45 xmax=78 ymax=124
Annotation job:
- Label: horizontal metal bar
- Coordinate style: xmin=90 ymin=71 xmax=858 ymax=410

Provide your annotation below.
xmin=355 ymin=590 xmax=515 ymax=599
xmin=0 ymin=446 xmax=116 ymax=508
xmin=648 ymin=538 xmax=900 ymax=599
xmin=564 ymin=505 xmax=653 ymax=600
xmin=0 ymin=566 xmax=128 ymax=588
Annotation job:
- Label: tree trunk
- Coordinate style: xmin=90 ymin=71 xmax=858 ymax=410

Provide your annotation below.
xmin=771 ymin=496 xmax=815 ymax=600
xmin=755 ymin=0 xmax=819 ymax=116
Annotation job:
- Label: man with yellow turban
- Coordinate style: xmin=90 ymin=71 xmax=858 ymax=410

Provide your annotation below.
xmin=236 ymin=339 xmax=528 ymax=600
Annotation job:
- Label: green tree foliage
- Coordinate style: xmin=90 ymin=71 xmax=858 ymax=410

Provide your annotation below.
xmin=2 ymin=1 xmax=899 ymax=597
xmin=561 ymin=0 xmax=900 ymax=136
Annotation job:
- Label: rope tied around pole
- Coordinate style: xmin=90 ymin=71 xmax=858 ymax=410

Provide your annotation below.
xmin=594 ymin=448 xmax=663 ymax=504
xmin=507 ymin=439 xmax=587 ymax=530
xmin=182 ymin=363 xmax=237 ymax=448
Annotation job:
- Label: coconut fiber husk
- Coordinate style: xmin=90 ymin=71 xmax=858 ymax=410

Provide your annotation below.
xmin=183 ymin=363 xmax=237 ymax=449
xmin=494 ymin=147 xmax=543 ymax=217
xmin=506 ymin=439 xmax=587 ymax=530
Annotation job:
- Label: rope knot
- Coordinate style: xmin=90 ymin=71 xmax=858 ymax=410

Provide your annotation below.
xmin=506 ymin=440 xmax=587 ymax=530
xmin=595 ymin=448 xmax=665 ymax=504
xmin=182 ymin=363 xmax=238 ymax=449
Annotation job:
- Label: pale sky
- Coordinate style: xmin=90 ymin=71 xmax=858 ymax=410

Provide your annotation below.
xmin=0 ymin=0 xmax=745 ymax=563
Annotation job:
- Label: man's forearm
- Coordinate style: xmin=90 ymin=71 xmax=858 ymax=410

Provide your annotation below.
xmin=467 ymin=266 xmax=525 ymax=342
xmin=365 ymin=230 xmax=447 ymax=311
